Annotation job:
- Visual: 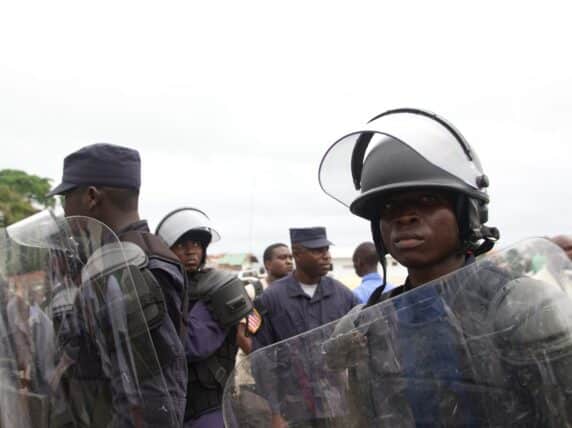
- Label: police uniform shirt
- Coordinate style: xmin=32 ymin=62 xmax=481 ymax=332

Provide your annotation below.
xmin=253 ymin=273 xmax=359 ymax=350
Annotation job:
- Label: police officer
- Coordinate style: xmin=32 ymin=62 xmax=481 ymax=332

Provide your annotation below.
xmin=156 ymin=207 xmax=251 ymax=428
xmin=253 ymin=227 xmax=358 ymax=350
xmin=319 ymin=108 xmax=572 ymax=425
xmin=48 ymin=143 xmax=187 ymax=426
xmin=252 ymin=227 xmax=358 ymax=427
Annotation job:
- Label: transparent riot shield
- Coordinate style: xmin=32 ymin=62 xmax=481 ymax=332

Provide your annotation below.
xmin=0 ymin=211 xmax=182 ymax=427
xmin=223 ymin=238 xmax=572 ymax=427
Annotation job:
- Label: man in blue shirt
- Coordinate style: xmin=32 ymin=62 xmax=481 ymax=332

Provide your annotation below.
xmin=352 ymin=242 xmax=395 ymax=303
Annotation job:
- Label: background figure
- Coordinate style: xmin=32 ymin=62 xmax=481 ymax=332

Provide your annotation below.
xmin=351 ymin=242 xmax=395 ymax=303
xmin=262 ymin=243 xmax=293 ymax=287
xmin=238 ymin=243 xmax=293 ymax=355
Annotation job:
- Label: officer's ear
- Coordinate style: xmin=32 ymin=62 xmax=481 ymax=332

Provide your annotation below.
xmin=85 ymin=186 xmax=103 ymax=211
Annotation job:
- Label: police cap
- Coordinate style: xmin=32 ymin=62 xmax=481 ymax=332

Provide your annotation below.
xmin=47 ymin=143 xmax=141 ymax=196
xmin=289 ymin=227 xmax=333 ymax=249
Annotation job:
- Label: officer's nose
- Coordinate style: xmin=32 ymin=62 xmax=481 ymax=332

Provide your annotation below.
xmin=395 ymin=211 xmax=420 ymax=226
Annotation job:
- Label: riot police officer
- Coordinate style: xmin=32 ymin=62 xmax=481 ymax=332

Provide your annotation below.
xmin=318 ymin=108 xmax=572 ymax=426
xmin=156 ymin=207 xmax=252 ymax=428
xmin=47 ymin=143 xmax=188 ymax=426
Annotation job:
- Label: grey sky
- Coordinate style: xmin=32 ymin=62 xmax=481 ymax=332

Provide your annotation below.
xmin=1 ymin=1 xmax=571 ymax=258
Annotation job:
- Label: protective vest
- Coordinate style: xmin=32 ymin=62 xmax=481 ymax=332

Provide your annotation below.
xmin=185 ymin=270 xmax=244 ymax=420
xmin=186 ymin=321 xmax=239 ymax=419
xmin=119 ymin=230 xmax=188 ymax=374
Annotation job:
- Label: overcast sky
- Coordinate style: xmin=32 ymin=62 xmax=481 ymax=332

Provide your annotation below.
xmin=1 ymin=1 xmax=571 ymax=258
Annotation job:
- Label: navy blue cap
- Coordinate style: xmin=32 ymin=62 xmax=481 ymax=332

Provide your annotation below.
xmin=289 ymin=227 xmax=333 ymax=249
xmin=47 ymin=143 xmax=141 ymax=197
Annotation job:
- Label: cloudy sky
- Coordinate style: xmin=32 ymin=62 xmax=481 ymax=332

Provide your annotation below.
xmin=1 ymin=1 xmax=571 ymax=257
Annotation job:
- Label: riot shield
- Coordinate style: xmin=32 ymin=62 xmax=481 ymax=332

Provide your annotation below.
xmin=0 ymin=211 xmax=182 ymax=427
xmin=223 ymin=238 xmax=572 ymax=427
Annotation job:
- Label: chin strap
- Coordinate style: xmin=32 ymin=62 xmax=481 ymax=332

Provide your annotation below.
xmin=366 ymin=219 xmax=388 ymax=307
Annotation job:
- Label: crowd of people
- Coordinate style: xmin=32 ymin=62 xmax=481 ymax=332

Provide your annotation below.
xmin=1 ymin=108 xmax=571 ymax=427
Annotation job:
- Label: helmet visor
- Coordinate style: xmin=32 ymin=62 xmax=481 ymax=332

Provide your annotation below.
xmin=319 ymin=110 xmax=486 ymax=207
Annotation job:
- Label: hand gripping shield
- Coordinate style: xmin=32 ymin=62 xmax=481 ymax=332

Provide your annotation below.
xmin=222 ymin=238 xmax=572 ymax=427
xmin=0 ymin=210 xmax=182 ymax=427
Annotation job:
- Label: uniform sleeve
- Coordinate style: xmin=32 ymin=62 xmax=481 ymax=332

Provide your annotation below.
xmin=185 ymin=300 xmax=228 ymax=362
xmin=252 ymin=293 xmax=277 ymax=351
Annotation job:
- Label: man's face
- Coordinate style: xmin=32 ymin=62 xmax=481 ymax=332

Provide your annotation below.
xmin=171 ymin=239 xmax=204 ymax=273
xmin=62 ymin=187 xmax=91 ymax=217
xmin=265 ymin=246 xmax=293 ymax=279
xmin=352 ymin=255 xmax=365 ymax=277
xmin=293 ymin=245 xmax=331 ymax=278
xmin=379 ymin=189 xmax=460 ymax=269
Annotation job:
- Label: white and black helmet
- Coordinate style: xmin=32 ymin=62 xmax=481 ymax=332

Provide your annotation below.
xmin=155 ymin=207 xmax=221 ymax=249
xmin=319 ymin=108 xmax=499 ymax=258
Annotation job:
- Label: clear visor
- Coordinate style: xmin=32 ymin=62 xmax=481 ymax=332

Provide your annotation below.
xmin=7 ymin=209 xmax=120 ymax=258
xmin=319 ymin=111 xmax=485 ymax=207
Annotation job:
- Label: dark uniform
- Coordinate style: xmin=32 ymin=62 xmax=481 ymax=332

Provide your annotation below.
xmin=155 ymin=208 xmax=252 ymax=428
xmin=117 ymin=220 xmax=188 ymax=426
xmin=253 ymin=273 xmax=358 ymax=350
xmin=184 ymin=290 xmax=237 ymax=428
xmin=252 ymin=272 xmax=358 ymax=427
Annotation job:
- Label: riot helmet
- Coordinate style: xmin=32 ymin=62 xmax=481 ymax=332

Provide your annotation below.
xmin=156 ymin=207 xmax=221 ymax=269
xmin=319 ymin=108 xmax=500 ymax=290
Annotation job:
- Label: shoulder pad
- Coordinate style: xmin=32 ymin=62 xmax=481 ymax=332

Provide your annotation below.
xmin=82 ymin=241 xmax=147 ymax=283
xmin=148 ymin=258 xmax=185 ymax=287
xmin=192 ymin=269 xmax=239 ymax=299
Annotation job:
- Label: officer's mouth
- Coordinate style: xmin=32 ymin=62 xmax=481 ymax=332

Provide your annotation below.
xmin=393 ymin=234 xmax=425 ymax=250
xmin=184 ymin=258 xmax=199 ymax=268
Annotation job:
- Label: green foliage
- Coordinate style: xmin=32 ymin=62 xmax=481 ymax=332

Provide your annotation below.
xmin=0 ymin=169 xmax=55 ymax=225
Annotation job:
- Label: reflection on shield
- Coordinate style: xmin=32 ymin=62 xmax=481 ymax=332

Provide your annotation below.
xmin=0 ymin=211 xmax=182 ymax=427
xmin=223 ymin=238 xmax=572 ymax=427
